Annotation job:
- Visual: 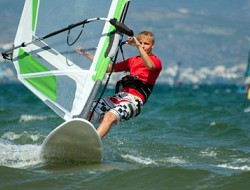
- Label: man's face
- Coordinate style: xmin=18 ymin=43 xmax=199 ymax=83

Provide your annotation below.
xmin=137 ymin=36 xmax=154 ymax=54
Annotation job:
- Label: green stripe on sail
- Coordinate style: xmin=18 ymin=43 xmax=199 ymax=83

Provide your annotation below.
xmin=32 ymin=0 xmax=39 ymax=32
xmin=93 ymin=0 xmax=129 ymax=81
xmin=115 ymin=0 xmax=129 ymax=17
xmin=18 ymin=48 xmax=57 ymax=101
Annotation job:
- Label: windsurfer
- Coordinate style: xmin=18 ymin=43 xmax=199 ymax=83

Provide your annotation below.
xmin=75 ymin=47 xmax=94 ymax=61
xmin=79 ymin=30 xmax=162 ymax=138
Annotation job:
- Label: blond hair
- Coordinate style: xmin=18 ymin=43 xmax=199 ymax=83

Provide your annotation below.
xmin=136 ymin=30 xmax=155 ymax=44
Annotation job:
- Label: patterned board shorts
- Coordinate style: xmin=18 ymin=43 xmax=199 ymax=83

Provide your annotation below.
xmin=88 ymin=92 xmax=143 ymax=124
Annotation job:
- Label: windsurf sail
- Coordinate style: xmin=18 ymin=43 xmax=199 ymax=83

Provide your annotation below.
xmin=244 ymin=37 xmax=250 ymax=99
xmin=0 ymin=63 xmax=2 ymax=81
xmin=6 ymin=0 xmax=132 ymax=120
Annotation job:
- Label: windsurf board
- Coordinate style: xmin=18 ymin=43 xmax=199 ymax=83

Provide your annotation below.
xmin=41 ymin=118 xmax=102 ymax=163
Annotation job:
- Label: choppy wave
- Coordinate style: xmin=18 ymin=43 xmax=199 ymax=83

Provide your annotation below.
xmin=19 ymin=114 xmax=49 ymax=123
xmin=243 ymin=106 xmax=250 ymax=113
xmin=121 ymin=154 xmax=156 ymax=165
xmin=0 ymin=130 xmax=44 ymax=168
xmin=217 ymin=163 xmax=250 ymax=171
xmin=0 ymin=141 xmax=42 ymax=168
xmin=1 ymin=131 xmax=44 ymax=144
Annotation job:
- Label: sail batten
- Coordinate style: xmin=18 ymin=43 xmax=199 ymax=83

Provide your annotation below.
xmin=12 ymin=0 xmax=131 ymax=120
xmin=21 ymin=70 xmax=93 ymax=78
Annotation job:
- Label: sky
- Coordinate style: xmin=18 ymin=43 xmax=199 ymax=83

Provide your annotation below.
xmin=1 ymin=0 xmax=250 ymax=84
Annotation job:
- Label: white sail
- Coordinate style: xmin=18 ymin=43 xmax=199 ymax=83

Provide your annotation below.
xmin=12 ymin=0 xmax=131 ymax=120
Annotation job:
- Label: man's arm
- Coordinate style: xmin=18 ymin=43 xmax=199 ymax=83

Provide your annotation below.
xmin=76 ymin=47 xmax=94 ymax=61
xmin=106 ymin=64 xmax=113 ymax=73
xmin=137 ymin=45 xmax=155 ymax=70
xmin=76 ymin=47 xmax=113 ymax=73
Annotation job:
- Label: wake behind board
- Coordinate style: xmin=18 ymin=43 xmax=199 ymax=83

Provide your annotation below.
xmin=41 ymin=118 xmax=102 ymax=163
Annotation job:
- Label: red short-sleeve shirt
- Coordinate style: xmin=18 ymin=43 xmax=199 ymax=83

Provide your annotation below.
xmin=113 ymin=53 xmax=162 ymax=103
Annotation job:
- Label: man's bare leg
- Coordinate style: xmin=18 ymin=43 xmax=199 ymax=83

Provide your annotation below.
xmin=97 ymin=111 xmax=117 ymax=138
